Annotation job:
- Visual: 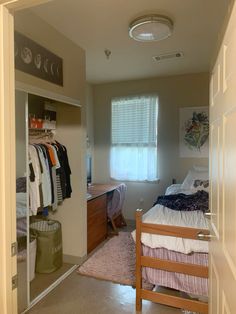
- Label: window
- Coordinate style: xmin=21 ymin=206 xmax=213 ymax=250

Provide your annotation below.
xmin=110 ymin=95 xmax=158 ymax=181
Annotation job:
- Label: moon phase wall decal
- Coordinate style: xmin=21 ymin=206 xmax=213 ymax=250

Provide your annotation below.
xmin=14 ymin=31 xmax=63 ymax=86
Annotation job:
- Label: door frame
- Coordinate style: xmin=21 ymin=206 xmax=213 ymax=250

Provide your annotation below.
xmin=0 ymin=2 xmax=51 ymax=313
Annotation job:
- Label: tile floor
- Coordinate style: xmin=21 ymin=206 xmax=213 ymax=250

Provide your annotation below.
xmin=27 ymin=223 xmax=184 ymax=314
xmin=28 ymin=272 xmax=182 ymax=314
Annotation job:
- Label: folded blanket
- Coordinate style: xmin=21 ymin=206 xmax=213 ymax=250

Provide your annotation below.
xmin=153 ymin=190 xmax=208 ymax=212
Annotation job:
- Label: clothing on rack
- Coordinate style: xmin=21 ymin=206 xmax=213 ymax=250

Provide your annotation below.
xmin=28 ymin=138 xmax=72 ymax=216
xmin=29 ymin=145 xmax=42 ymax=215
xmin=55 ymin=141 xmax=72 ymax=198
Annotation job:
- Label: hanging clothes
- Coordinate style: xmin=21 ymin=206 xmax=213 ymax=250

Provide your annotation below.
xmin=28 ymin=145 xmax=42 ymax=215
xmin=28 ymin=140 xmax=72 ymax=215
xmin=55 ymin=141 xmax=72 ymax=199
xmin=34 ymin=145 xmax=51 ymax=207
xmin=51 ymin=145 xmax=63 ymax=204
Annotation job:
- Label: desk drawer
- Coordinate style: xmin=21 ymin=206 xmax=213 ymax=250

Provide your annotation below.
xmin=87 ymin=194 xmax=107 ymax=253
xmin=88 ymin=194 xmax=107 ymax=215
xmin=87 ymin=221 xmax=107 ymax=253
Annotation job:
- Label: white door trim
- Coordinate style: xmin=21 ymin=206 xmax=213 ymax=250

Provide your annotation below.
xmin=0 ymin=6 xmax=16 ymax=314
xmin=16 ymin=81 xmax=81 ymax=107
xmin=0 ymin=1 xmax=52 ymax=313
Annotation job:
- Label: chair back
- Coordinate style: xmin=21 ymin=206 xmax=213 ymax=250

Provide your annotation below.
xmin=107 ymin=183 xmax=127 ymax=219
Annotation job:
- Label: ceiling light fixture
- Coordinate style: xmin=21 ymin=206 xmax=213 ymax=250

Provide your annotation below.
xmin=129 ymin=14 xmax=173 ymax=42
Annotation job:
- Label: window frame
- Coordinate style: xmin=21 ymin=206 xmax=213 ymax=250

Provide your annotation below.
xmin=110 ymin=94 xmax=159 ymax=183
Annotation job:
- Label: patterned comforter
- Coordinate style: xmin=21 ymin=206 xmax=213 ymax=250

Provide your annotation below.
xmin=153 ymin=190 xmax=209 ymax=212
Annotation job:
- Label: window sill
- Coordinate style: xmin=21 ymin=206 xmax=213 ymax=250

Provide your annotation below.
xmin=110 ymin=178 xmax=160 ymax=184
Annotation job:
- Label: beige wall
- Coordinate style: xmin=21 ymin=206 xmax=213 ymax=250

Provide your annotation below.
xmin=50 ymin=102 xmax=86 ymax=260
xmin=14 ymin=10 xmax=87 ymax=258
xmin=93 ymin=73 xmax=209 ymax=220
xmin=86 ymin=84 xmax=94 ymax=157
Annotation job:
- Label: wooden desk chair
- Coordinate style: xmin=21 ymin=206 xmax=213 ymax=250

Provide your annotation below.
xmin=107 ymin=183 xmax=127 ymax=233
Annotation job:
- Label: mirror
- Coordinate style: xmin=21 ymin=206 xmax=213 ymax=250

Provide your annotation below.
xmin=15 ymin=90 xmax=28 ymax=313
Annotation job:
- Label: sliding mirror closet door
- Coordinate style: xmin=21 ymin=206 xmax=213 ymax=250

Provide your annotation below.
xmin=28 ymin=94 xmax=80 ymax=302
xmin=29 ymin=94 xmax=64 ymax=300
xmin=15 ymin=88 xmax=82 ymax=311
xmin=15 ymin=90 xmax=28 ymax=313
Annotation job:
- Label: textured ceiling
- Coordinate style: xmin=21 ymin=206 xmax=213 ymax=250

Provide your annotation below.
xmin=31 ymin=0 xmax=230 ymax=84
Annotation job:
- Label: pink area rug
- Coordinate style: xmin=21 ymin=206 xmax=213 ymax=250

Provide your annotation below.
xmin=77 ymin=232 xmax=153 ymax=290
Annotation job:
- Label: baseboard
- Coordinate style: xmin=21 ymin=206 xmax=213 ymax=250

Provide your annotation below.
xmin=63 ymin=254 xmax=87 ymax=265
xmin=125 ymin=219 xmax=136 ymax=227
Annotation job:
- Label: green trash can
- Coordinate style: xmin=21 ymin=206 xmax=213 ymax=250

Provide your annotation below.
xmin=30 ymin=220 xmax=62 ymax=273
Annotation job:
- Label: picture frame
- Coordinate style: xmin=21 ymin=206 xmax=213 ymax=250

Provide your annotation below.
xmin=179 ymin=106 xmax=209 ymax=158
xmin=14 ymin=31 xmax=63 ymax=86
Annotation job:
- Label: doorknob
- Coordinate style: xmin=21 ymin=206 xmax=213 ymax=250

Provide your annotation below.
xmin=197 ymin=231 xmax=213 ymax=240
xmin=204 ymin=211 xmax=216 ymax=217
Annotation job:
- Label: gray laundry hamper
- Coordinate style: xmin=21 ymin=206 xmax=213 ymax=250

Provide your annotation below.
xmin=30 ymin=220 xmax=62 ymax=273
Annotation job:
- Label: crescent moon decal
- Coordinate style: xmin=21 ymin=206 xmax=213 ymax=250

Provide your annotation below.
xmin=43 ymin=58 xmax=49 ymax=73
xmin=34 ymin=54 xmax=42 ymax=70
xmin=56 ymin=65 xmax=61 ymax=77
xmin=50 ymin=63 xmax=55 ymax=76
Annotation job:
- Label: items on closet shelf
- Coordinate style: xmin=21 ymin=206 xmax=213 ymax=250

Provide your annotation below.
xmin=29 ymin=103 xmax=57 ymax=130
xmin=28 ymin=137 xmax=72 ymax=216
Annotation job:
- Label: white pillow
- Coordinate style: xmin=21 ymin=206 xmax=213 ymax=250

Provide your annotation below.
xmin=182 ymin=169 xmax=209 ymax=191
xmin=165 ymin=184 xmax=196 ymax=196
xmin=193 ymin=165 xmax=209 ymax=172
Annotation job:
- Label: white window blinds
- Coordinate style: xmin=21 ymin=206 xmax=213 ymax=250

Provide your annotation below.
xmin=110 ymin=95 xmax=158 ymax=181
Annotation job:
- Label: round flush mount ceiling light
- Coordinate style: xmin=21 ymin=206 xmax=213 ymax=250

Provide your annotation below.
xmin=129 ymin=14 xmax=173 ymax=42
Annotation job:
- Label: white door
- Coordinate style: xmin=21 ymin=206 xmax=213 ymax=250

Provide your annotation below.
xmin=209 ymin=1 xmax=236 ymax=313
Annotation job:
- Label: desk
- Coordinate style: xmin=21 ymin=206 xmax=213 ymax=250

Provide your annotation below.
xmin=87 ymin=184 xmax=121 ymax=253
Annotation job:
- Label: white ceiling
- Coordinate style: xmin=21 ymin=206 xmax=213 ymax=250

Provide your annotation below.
xmin=31 ymin=0 xmax=230 ymax=84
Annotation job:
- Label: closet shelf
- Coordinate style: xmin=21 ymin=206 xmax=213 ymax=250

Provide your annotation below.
xmin=29 ymin=128 xmax=56 ymax=131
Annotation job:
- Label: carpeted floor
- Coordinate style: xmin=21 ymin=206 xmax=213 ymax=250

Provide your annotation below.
xmin=77 ymin=231 xmax=153 ymax=289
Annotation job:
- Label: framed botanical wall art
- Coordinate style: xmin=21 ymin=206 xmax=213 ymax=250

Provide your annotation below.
xmin=14 ymin=31 xmax=63 ymax=86
xmin=179 ymin=106 xmax=209 ymax=158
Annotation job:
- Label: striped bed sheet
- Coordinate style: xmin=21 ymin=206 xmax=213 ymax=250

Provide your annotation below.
xmin=142 ymin=245 xmax=208 ymax=297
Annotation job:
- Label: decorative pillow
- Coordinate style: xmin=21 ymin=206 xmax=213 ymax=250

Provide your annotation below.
xmin=191 ymin=179 xmax=209 ymax=191
xmin=181 ymin=169 xmax=209 ymax=191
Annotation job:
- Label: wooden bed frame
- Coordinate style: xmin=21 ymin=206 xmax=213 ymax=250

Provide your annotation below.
xmin=136 ymin=209 xmax=209 ymax=314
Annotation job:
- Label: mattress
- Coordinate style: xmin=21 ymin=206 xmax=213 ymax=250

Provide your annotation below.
xmin=142 ymin=245 xmax=208 ymax=297
xmin=132 ymin=204 xmax=209 ymax=254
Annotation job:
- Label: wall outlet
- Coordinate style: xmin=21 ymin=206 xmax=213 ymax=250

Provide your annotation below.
xmin=139 ymin=198 xmax=144 ymax=204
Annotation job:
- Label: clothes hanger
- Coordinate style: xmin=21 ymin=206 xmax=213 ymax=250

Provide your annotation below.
xmin=29 ymin=129 xmax=55 ymax=144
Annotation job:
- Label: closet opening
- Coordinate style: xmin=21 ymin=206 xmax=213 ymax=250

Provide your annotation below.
xmin=16 ymin=90 xmax=83 ymax=313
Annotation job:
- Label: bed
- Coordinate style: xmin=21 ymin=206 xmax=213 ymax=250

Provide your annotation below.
xmin=134 ymin=169 xmax=210 ymax=314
